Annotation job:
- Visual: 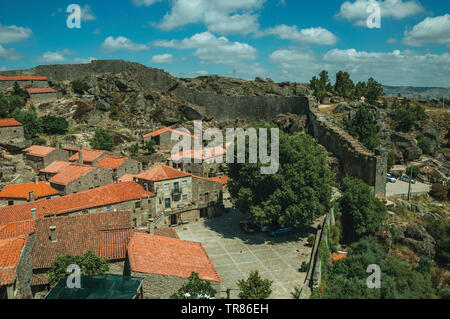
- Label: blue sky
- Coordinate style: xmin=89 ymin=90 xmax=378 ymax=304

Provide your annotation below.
xmin=0 ymin=0 xmax=449 ymax=86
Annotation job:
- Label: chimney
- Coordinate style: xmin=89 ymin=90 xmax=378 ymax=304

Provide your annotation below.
xmin=29 ymin=191 xmax=35 ymax=202
xmin=50 ymin=226 xmax=57 ymax=243
xmin=31 ymin=208 xmax=37 ymax=220
xmin=35 ymin=176 xmax=39 ymax=184
xmin=148 ymin=218 xmax=155 ymax=235
xmin=78 ymin=150 xmax=83 ymax=164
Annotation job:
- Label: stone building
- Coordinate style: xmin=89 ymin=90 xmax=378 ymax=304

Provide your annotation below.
xmin=0 ymin=220 xmax=35 ymax=299
xmin=31 ymin=211 xmax=133 ymax=297
xmin=26 ymin=88 xmax=59 ymax=102
xmin=0 ymin=76 xmax=48 ymax=91
xmin=134 ymin=164 xmax=224 ymax=226
xmin=68 ymin=149 xmax=111 ymax=165
xmin=124 ymin=232 xmax=221 ymax=299
xmin=94 ymin=155 xmax=141 ymax=182
xmin=48 ymin=163 xmax=114 ymax=195
xmin=142 ymin=127 xmax=200 ymax=151
xmin=39 ymin=161 xmax=72 ymax=181
xmin=0 ymin=182 xmax=155 ymax=228
xmin=0 ymin=118 xmax=24 ymax=145
xmin=23 ymin=145 xmax=69 ymax=171
xmin=0 ymin=181 xmax=59 ymax=207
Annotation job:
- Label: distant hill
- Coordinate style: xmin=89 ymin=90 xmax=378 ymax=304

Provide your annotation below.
xmin=383 ymin=85 xmax=450 ymax=100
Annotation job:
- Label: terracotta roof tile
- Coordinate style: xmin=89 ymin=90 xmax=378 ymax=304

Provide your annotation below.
xmin=94 ymin=155 xmax=127 ymax=170
xmin=154 ymin=228 xmax=179 ymax=239
xmin=118 ymin=174 xmax=137 ymax=183
xmin=127 ymin=232 xmax=221 ymax=282
xmin=0 ymin=182 xmax=154 ymax=224
xmin=39 ymin=161 xmax=72 ymax=174
xmin=48 ymin=163 xmax=94 ymax=186
xmin=142 ymin=127 xmax=200 ymax=140
xmin=26 ymin=88 xmax=57 ymax=94
xmin=0 ymin=76 xmax=47 ymax=81
xmin=0 ymin=118 xmax=22 ymax=127
xmin=32 ymin=211 xmax=132 ymax=270
xmin=31 ymin=273 xmax=48 ymax=286
xmin=135 ymin=164 xmax=191 ymax=182
xmin=23 ymin=145 xmax=55 ymax=158
xmin=205 ymin=176 xmax=229 ymax=185
xmin=0 ymin=235 xmax=28 ymax=285
xmin=0 ymin=220 xmax=35 ymax=240
xmin=171 ymin=145 xmax=227 ymax=162
xmin=0 ymin=182 xmax=59 ymax=200
xmin=69 ymin=149 xmax=107 ymax=163
xmin=332 ymin=252 xmax=348 ymax=261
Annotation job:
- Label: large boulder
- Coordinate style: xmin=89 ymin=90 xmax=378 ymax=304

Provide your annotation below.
xmin=401 ymin=224 xmax=436 ymax=258
xmin=391 ymin=132 xmax=422 ymax=162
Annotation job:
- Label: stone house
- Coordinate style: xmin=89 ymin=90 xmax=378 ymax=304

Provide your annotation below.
xmin=0 ymin=76 xmax=48 ymax=91
xmin=124 ymin=232 xmax=221 ymax=299
xmin=0 ymin=182 xmax=155 ymax=229
xmin=0 ymin=220 xmax=35 ymax=299
xmin=0 ymin=118 xmax=24 ymax=145
xmin=94 ymin=155 xmax=142 ymax=182
xmin=134 ymin=164 xmax=224 ymax=226
xmin=23 ymin=145 xmax=69 ymax=171
xmin=142 ymin=127 xmax=200 ymax=151
xmin=31 ymin=211 xmax=133 ymax=297
xmin=26 ymin=88 xmax=59 ymax=102
xmin=48 ymin=163 xmax=114 ymax=195
xmin=0 ymin=180 xmax=59 ymax=207
xmin=68 ymin=149 xmax=111 ymax=165
xmin=39 ymin=161 xmax=72 ymax=181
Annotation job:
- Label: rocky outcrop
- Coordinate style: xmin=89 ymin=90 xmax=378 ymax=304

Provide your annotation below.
xmin=391 ymin=132 xmax=423 ymax=162
xmin=400 ymin=224 xmax=436 ymax=258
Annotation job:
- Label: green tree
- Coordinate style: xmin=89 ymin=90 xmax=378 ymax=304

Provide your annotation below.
xmin=405 ymin=166 xmax=420 ymax=178
xmin=237 ymin=270 xmax=273 ymax=299
xmin=48 ymin=251 xmax=109 ymax=287
xmin=0 ymin=93 xmax=9 ymax=118
xmin=387 ymin=152 xmax=396 ymax=172
xmin=12 ymin=106 xmax=41 ymax=140
xmin=71 ymin=79 xmax=89 ymax=95
xmin=129 ymin=143 xmax=139 ymax=156
xmin=90 ymin=128 xmax=114 ymax=151
xmin=334 ymin=71 xmax=355 ymax=100
xmin=425 ymin=218 xmax=450 ymax=268
xmin=39 ymin=115 xmax=69 ymax=135
xmin=170 ymin=272 xmax=217 ymax=299
xmin=365 ymin=77 xmax=383 ymax=105
xmin=12 ymin=81 xmax=29 ymax=99
xmin=8 ymin=95 xmax=25 ymax=112
xmin=143 ymin=139 xmax=156 ymax=154
xmin=391 ymin=102 xmax=427 ymax=132
xmin=228 ymin=124 xmax=332 ymax=228
xmin=355 ymin=81 xmax=368 ymax=100
xmin=339 ymin=177 xmax=387 ymax=243
xmin=344 ymin=105 xmax=379 ymax=152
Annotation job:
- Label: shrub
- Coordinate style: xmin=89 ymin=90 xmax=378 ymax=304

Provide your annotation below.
xmin=430 ymin=183 xmax=448 ymax=201
xmin=71 ymin=79 xmax=89 ymax=95
xmin=300 ymin=261 xmax=309 ymax=272
xmin=31 ymin=137 xmax=47 ymax=146
xmin=40 ymin=115 xmax=69 ymax=135
xmin=406 ymin=166 xmax=420 ymax=178
xmin=307 ymin=234 xmax=316 ymax=247
xmin=237 ymin=270 xmax=273 ymax=299
xmin=90 ymin=128 xmax=114 ymax=151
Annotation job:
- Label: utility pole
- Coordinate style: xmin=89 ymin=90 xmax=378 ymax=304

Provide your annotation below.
xmin=407 ymin=166 xmax=413 ymax=201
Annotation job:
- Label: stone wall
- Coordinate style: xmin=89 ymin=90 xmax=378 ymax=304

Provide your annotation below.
xmin=51 ymin=166 xmax=114 ymax=195
xmin=0 ymin=126 xmax=24 ymax=144
xmin=14 ymin=233 xmax=35 ymax=299
xmin=0 ymin=80 xmax=48 ymax=92
xmin=25 ymin=149 xmax=69 ymax=172
xmin=29 ymin=92 xmax=58 ymax=103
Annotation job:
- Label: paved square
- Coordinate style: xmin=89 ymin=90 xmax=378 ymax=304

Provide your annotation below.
xmin=175 ymin=209 xmax=316 ymax=299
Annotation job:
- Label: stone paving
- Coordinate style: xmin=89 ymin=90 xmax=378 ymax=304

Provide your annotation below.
xmin=175 ymin=209 xmax=316 ymax=299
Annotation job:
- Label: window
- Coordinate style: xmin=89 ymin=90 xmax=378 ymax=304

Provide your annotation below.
xmin=174 ymin=196 xmax=180 ymax=202
xmin=182 ymin=194 xmax=188 ymax=201
xmin=182 ymin=180 xmax=187 ymax=188
xmin=94 ymin=174 xmax=98 ymax=180
xmin=164 ymin=198 xmax=171 ymax=209
xmin=173 ymin=182 xmax=180 ymax=193
xmin=8 ymin=200 xmax=13 ymax=206
xmin=135 ymin=201 xmax=141 ymax=209
xmin=106 ymin=205 xmax=112 ymax=212
xmin=164 ymin=183 xmax=170 ymax=191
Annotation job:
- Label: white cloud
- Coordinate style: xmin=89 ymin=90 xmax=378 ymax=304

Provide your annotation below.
xmin=132 ymin=0 xmax=163 ymax=6
xmin=158 ymin=0 xmax=265 ymax=35
xmin=101 ymin=36 xmax=150 ymax=52
xmin=81 ymin=4 xmax=96 ymax=21
xmin=269 ymin=47 xmax=450 ymax=86
xmin=403 ymin=14 xmax=450 ymax=47
xmin=386 ymin=37 xmax=397 ymax=43
xmin=0 ymin=66 xmax=6 ymax=71
xmin=262 ymin=25 xmax=338 ymax=45
xmin=154 ymin=31 xmax=257 ymax=65
xmin=0 ymin=44 xmax=22 ymax=61
xmin=37 ymin=49 xmax=77 ymax=63
xmin=72 ymin=57 xmax=97 ymax=64
xmin=336 ymin=0 xmax=424 ymax=26
xmin=151 ymin=53 xmax=174 ymax=64
xmin=0 ymin=24 xmax=33 ymax=44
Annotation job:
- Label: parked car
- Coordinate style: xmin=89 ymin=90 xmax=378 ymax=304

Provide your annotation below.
xmin=240 ymin=221 xmax=257 ymax=234
xmin=269 ymin=226 xmax=293 ymax=237
xmin=387 ymin=173 xmax=397 ymax=183
xmin=400 ymin=175 xmax=416 ymax=184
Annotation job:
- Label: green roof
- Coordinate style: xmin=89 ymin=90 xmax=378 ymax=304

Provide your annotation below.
xmin=44 ymin=274 xmax=143 ymax=299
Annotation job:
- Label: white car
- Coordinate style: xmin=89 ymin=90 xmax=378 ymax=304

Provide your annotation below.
xmin=387 ymin=173 xmax=397 ymax=183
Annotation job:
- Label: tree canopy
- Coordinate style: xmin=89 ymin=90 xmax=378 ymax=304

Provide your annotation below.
xmin=170 ymin=272 xmax=217 ymax=299
xmin=90 ymin=128 xmax=114 ymax=151
xmin=40 ymin=115 xmax=69 ymax=135
xmin=237 ymin=270 xmax=273 ymax=299
xmin=343 ymin=105 xmax=379 ymax=152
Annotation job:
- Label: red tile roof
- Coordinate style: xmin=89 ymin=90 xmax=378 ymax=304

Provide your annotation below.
xmin=171 ymin=145 xmax=227 ymax=162
xmin=154 ymin=228 xmax=179 ymax=239
xmin=127 ymin=232 xmax=221 ymax=282
xmin=0 ymin=76 xmax=47 ymax=81
xmin=23 ymin=145 xmax=55 ymax=158
xmin=48 ymin=163 xmax=94 ymax=186
xmin=142 ymin=127 xmax=200 ymax=140
xmin=332 ymin=252 xmax=348 ymax=261
xmin=39 ymin=161 xmax=72 ymax=174
xmin=118 ymin=174 xmax=137 ymax=183
xmin=0 ymin=220 xmax=35 ymax=240
xmin=0 ymin=118 xmax=22 ymax=127
xmin=26 ymin=88 xmax=57 ymax=94
xmin=32 ymin=211 xmax=132 ymax=270
xmin=0 ymin=182 xmax=59 ymax=200
xmin=206 ymin=176 xmax=229 ymax=185
xmin=0 ymin=235 xmax=28 ymax=286
xmin=94 ymin=155 xmax=127 ymax=170
xmin=69 ymin=149 xmax=106 ymax=163
xmin=135 ymin=164 xmax=191 ymax=182
xmin=31 ymin=273 xmax=48 ymax=286
xmin=0 ymin=182 xmax=154 ymax=224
